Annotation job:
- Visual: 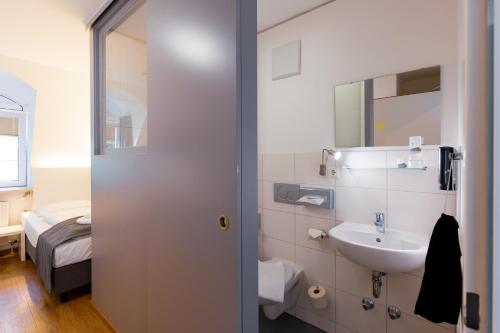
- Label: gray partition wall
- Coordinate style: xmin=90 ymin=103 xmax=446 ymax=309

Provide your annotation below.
xmin=91 ymin=0 xmax=257 ymax=332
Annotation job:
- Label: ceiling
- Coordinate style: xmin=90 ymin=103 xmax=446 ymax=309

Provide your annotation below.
xmin=46 ymin=0 xmax=333 ymax=33
xmin=258 ymin=0 xmax=333 ymax=32
xmin=46 ymin=0 xmax=111 ymax=23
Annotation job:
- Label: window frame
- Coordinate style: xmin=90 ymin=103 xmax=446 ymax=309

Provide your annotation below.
xmin=0 ymin=108 xmax=28 ymax=188
xmin=92 ymin=0 xmax=147 ymax=156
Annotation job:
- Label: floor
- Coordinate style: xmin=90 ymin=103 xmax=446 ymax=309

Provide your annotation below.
xmin=0 ymin=250 xmax=324 ymax=333
xmin=259 ymin=308 xmax=326 ymax=333
xmin=0 ymin=252 xmax=114 ymax=333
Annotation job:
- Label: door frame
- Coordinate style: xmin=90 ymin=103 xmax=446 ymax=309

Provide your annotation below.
xmin=238 ymin=0 xmax=259 ymax=332
xmin=492 ymin=0 xmax=499 ymax=331
xmin=464 ymin=0 xmax=494 ymax=332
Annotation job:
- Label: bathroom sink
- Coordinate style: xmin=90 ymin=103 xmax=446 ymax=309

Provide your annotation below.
xmin=329 ymin=222 xmax=429 ymax=273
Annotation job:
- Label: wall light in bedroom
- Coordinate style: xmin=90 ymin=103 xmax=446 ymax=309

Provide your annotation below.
xmin=319 ymin=149 xmax=341 ymax=176
xmin=21 ymin=191 xmax=32 ymax=200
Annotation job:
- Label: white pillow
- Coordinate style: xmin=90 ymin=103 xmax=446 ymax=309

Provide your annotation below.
xmin=38 ymin=206 xmax=91 ymax=226
xmin=35 ymin=200 xmax=90 ymax=216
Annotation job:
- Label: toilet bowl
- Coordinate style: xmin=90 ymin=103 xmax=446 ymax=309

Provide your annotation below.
xmin=259 ymin=259 xmax=304 ymax=320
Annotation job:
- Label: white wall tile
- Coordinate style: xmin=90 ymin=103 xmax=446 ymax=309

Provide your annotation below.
xmin=258 ymin=181 xmax=263 ymax=208
xmin=439 ymin=322 xmax=457 ymax=331
xmin=262 ymin=153 xmax=295 ymax=182
xmin=295 ymin=152 xmax=336 ymax=186
xmin=258 ymin=153 xmax=263 ymax=181
xmin=388 ymin=149 xmax=444 ymax=194
xmin=286 ymin=306 xmax=296 ymax=317
xmin=261 ymin=209 xmax=295 ymax=243
xmin=297 ymin=284 xmax=335 ymax=321
xmin=258 ymin=232 xmax=263 ymax=260
xmin=336 ymin=168 xmax=388 ymax=190
xmin=387 ymin=273 xmax=421 ymax=314
xmin=336 ymin=324 xmax=355 ymax=333
xmin=406 ymin=266 xmax=425 ymax=278
xmin=262 ymin=181 xmax=295 ymax=213
xmin=336 ymin=256 xmax=387 ymax=305
xmin=337 ymin=151 xmax=387 ymax=169
xmin=262 ymin=236 xmax=295 ymax=262
xmin=336 ymin=151 xmax=388 ymax=189
xmin=387 ymin=312 xmax=455 ymax=333
xmin=296 ymin=246 xmax=335 ymax=288
xmin=296 ymin=214 xmax=335 ymax=253
xmin=295 ymin=204 xmax=336 ymax=220
xmin=335 ymin=290 xmax=386 ymax=333
xmin=295 ymin=307 xmax=335 ymax=332
xmin=336 ymin=187 xmax=387 ymax=225
xmin=388 ymin=191 xmax=456 ymax=236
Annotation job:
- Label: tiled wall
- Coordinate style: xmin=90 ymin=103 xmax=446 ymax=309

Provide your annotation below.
xmin=258 ymin=147 xmax=457 ymax=333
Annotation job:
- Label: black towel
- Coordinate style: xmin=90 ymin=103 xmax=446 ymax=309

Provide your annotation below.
xmin=414 ymin=213 xmax=462 ymax=324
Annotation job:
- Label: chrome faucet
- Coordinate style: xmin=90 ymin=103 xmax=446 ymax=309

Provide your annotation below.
xmin=374 ymin=212 xmax=385 ymax=233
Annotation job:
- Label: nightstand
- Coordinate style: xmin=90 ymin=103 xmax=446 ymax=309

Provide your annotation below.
xmin=0 ymin=225 xmax=25 ymax=261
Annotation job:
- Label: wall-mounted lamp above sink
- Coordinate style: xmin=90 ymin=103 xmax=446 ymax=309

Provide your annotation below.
xmin=319 ymin=148 xmax=341 ymax=176
xmin=329 ymin=222 xmax=428 ymax=273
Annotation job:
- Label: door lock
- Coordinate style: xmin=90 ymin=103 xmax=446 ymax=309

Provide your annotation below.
xmin=218 ymin=214 xmax=229 ymax=231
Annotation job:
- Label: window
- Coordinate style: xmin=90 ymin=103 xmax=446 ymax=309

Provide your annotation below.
xmin=0 ymin=103 xmax=27 ymax=188
xmin=0 ymin=72 xmax=35 ymax=189
xmin=96 ymin=0 xmax=148 ymax=153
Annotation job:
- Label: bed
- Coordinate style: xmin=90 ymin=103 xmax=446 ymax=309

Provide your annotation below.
xmin=21 ymin=201 xmax=92 ymax=302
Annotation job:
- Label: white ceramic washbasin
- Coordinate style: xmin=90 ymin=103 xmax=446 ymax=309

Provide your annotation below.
xmin=329 ymin=222 xmax=429 ymax=273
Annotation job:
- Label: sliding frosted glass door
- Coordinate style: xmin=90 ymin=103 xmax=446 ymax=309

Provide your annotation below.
xmin=91 ymin=0 xmax=257 ymax=332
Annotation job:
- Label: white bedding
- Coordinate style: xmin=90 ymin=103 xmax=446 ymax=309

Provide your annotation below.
xmin=36 ymin=200 xmax=91 ymax=226
xmin=22 ymin=211 xmax=92 ymax=268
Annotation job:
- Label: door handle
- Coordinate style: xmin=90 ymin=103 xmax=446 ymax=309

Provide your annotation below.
xmin=218 ymin=214 xmax=229 ymax=231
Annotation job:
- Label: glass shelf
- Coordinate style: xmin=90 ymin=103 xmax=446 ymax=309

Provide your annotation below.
xmin=341 ymin=166 xmax=428 ymax=171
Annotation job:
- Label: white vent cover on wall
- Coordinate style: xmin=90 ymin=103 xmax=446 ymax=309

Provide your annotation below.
xmin=0 ymin=202 xmax=9 ymax=227
xmin=272 ymin=40 xmax=301 ymax=80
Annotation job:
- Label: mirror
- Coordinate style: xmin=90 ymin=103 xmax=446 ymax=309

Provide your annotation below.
xmin=334 ymin=66 xmax=441 ymax=148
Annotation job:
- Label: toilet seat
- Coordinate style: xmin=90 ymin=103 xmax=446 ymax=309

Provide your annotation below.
xmin=259 ymin=259 xmax=304 ymax=320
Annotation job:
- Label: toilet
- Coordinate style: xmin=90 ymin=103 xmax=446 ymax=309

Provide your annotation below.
xmin=258 ymin=259 xmax=304 ymax=320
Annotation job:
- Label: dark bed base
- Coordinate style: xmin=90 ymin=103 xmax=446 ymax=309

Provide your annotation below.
xmin=25 ymin=235 xmax=91 ymax=302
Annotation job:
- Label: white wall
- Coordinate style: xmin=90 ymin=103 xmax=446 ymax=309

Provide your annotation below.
xmin=0 ymin=1 xmax=91 ymax=227
xmin=0 ymin=55 xmax=91 ymax=169
xmin=258 ymin=0 xmax=459 ymax=153
xmin=0 ymin=1 xmax=90 ymax=74
xmin=31 ymin=168 xmax=91 ymax=209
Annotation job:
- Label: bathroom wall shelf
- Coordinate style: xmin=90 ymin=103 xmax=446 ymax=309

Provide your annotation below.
xmin=342 ymin=166 xmax=428 ymax=171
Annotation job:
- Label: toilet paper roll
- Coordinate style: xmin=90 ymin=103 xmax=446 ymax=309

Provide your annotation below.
xmin=308 ymin=285 xmax=328 ymax=310
xmin=308 ymin=228 xmax=327 ymax=240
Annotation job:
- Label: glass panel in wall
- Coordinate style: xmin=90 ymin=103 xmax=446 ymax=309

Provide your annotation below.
xmin=104 ymin=1 xmax=147 ymax=151
xmin=0 ymin=117 xmax=19 ymax=181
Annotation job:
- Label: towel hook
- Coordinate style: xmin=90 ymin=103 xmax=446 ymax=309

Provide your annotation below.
xmin=443 ymin=152 xmax=456 ymax=214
